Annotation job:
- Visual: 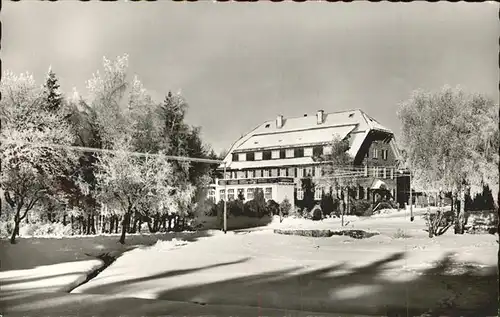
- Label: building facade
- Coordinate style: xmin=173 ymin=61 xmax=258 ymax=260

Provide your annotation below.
xmin=210 ymin=109 xmax=408 ymax=210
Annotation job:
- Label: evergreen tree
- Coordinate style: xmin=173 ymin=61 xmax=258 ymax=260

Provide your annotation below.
xmin=42 ymin=67 xmax=63 ymax=112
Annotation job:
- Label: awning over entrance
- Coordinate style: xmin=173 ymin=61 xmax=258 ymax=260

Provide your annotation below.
xmin=370 ymin=179 xmax=387 ymax=190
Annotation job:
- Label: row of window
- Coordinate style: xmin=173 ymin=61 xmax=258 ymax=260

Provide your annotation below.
xmin=233 ymin=146 xmax=328 ymax=162
xmin=209 ymin=186 xmax=397 ymax=202
xmin=224 ymin=166 xmax=395 ymax=180
xmin=367 ymin=148 xmax=389 ymax=160
xmin=209 ymin=188 xmax=273 ymax=201
xmin=233 ymin=147 xmax=391 ymax=162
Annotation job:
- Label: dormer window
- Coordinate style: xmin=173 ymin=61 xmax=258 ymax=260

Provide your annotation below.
xmin=348 ymin=113 xmax=354 ymax=118
xmin=265 ymin=124 xmax=271 ymax=128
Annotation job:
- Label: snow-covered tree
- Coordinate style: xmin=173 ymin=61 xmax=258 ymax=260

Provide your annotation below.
xmin=398 ymin=86 xmax=499 ymax=234
xmin=0 ymin=71 xmax=76 ymax=243
xmin=42 ymin=67 xmax=64 ymax=113
xmin=94 ymin=138 xmax=177 ymax=244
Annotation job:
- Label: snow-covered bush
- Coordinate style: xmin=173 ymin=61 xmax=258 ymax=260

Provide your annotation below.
xmin=19 ymin=222 xmax=74 ymax=237
xmin=0 ymin=221 xmax=14 ymax=238
xmin=311 ymin=205 xmax=323 ymax=221
xmin=424 ymin=208 xmax=454 ymax=238
xmin=351 ymin=199 xmax=373 ymax=217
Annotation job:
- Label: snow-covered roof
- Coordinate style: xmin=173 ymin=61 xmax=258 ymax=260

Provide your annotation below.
xmin=236 ymin=124 xmax=357 ymax=152
xmin=228 ymin=157 xmax=317 ymax=170
xmin=220 ymin=109 xmax=395 ymax=169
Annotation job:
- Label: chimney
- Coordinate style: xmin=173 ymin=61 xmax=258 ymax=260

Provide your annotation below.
xmin=276 ymin=115 xmax=284 ymax=128
xmin=316 ymin=110 xmax=324 ymax=124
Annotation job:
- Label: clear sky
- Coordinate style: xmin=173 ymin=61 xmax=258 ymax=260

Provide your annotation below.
xmin=3 ymin=1 xmax=498 ymax=153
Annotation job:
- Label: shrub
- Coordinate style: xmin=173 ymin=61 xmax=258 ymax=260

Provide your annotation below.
xmin=423 ymin=208 xmax=454 ymax=238
xmin=194 ymin=198 xmax=217 ymax=217
xmin=279 ymin=198 xmax=292 ymax=217
xmin=274 ymin=229 xmax=332 ymax=237
xmin=375 ymin=200 xmax=398 ymax=212
xmin=311 ymin=205 xmax=323 ymax=221
xmin=0 ymin=220 xmax=14 ymax=238
xmin=351 ymin=199 xmax=373 ymax=217
xmin=266 ymin=200 xmax=280 ymax=216
xmin=393 ymin=228 xmax=411 ymax=239
xmin=228 ymin=200 xmax=245 ymax=217
xmin=320 ymin=194 xmax=335 ymax=217
xmin=19 ymin=222 xmax=74 ymax=237
xmin=244 ymin=199 xmax=267 ymax=218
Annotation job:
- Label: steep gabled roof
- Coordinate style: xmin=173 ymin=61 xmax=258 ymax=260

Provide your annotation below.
xmin=220 ymin=109 xmax=394 ymax=169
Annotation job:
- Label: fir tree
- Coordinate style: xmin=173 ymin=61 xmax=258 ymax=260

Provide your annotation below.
xmin=43 ymin=67 xmax=63 ymax=112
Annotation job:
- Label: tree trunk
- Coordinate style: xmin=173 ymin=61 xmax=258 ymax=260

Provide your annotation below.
xmin=25 ymin=213 xmax=29 ymax=224
xmin=119 ymin=212 xmax=130 ymax=244
xmin=109 ymin=217 xmax=114 ymax=234
xmin=63 ymin=214 xmax=67 ymax=226
xmin=10 ymin=206 xmax=23 ymax=244
xmin=71 ymin=215 xmax=74 ymax=231
xmin=10 ymin=216 xmax=20 ymax=244
xmin=168 ymin=216 xmax=173 ymax=232
xmin=132 ymin=215 xmax=138 ymax=233
xmin=115 ymin=217 xmax=119 ymax=234
xmin=455 ymin=188 xmax=466 ymax=234
xmin=86 ymin=214 xmax=91 ymax=235
xmin=147 ymin=218 xmax=155 ymax=233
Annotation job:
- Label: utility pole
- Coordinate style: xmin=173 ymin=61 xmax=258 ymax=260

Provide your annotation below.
xmin=409 ymin=170 xmax=414 ymax=222
xmin=223 ymin=162 xmax=227 ymax=234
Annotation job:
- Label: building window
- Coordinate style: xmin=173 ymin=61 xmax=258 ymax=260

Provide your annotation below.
xmin=297 ymin=188 xmax=304 ymax=200
xmin=208 ymin=189 xmax=216 ymax=203
xmin=288 ymin=167 xmax=295 ymax=177
xmin=324 ymin=145 xmax=332 ymax=155
xmin=247 ymin=188 xmax=254 ymax=200
xmin=248 ymin=170 xmax=255 ymax=178
xmin=237 ymin=188 xmax=244 ymax=200
xmin=390 ymin=168 xmax=394 ymax=179
xmin=237 ymin=171 xmax=245 ymax=179
xmin=255 ymin=152 xmax=263 ymax=161
xmin=294 ymin=148 xmax=304 ymax=158
xmin=255 ymin=169 xmax=262 ymax=178
xmin=305 ymin=166 xmax=313 ymax=177
xmin=314 ymin=187 xmax=322 ymax=200
xmin=313 ymin=146 xmax=323 ymax=157
xmin=280 ymin=149 xmax=286 ymax=159
xmin=279 ymin=168 xmax=286 ymax=177
xmin=285 ymin=149 xmax=294 ymax=158
xmin=238 ymin=153 xmax=246 ymax=162
xmin=263 ymin=169 xmax=270 ymax=177
xmin=228 ymin=189 xmax=235 ymax=201
xmin=265 ymin=187 xmax=272 ymax=200
xmin=271 ymin=168 xmax=278 ymax=177
xmin=219 ymin=189 xmax=226 ymax=200
xmin=231 ymin=171 xmax=236 ymax=179
xmin=379 ymin=168 xmax=384 ymax=178
xmin=298 ymin=167 xmax=304 ymax=178
xmin=383 ymin=167 xmax=387 ymax=179
xmin=263 ymin=151 xmax=272 ymax=160
xmin=372 ymin=149 xmax=378 ymax=159
xmin=232 ymin=153 xmax=239 ymax=161
xmin=271 ymin=150 xmax=280 ymax=159
xmin=247 ymin=152 xmax=255 ymax=161
xmin=372 ymin=167 xmax=377 ymax=178
xmin=304 ymin=147 xmax=313 ymax=157
xmin=364 ymin=165 xmax=368 ymax=177
xmin=382 ymin=149 xmax=388 ymax=160
xmin=315 ymin=166 xmax=322 ymax=177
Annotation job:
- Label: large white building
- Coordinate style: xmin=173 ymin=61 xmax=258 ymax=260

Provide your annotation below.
xmin=209 ymin=109 xmax=406 ymax=209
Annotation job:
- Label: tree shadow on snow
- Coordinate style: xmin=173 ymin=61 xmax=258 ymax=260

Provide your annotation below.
xmin=0 ymin=230 xmax=214 ymax=271
xmin=1 ymin=251 xmax=497 ymax=317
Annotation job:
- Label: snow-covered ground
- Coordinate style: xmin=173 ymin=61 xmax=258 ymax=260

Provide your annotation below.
xmin=1 ymin=209 xmax=497 ymax=316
